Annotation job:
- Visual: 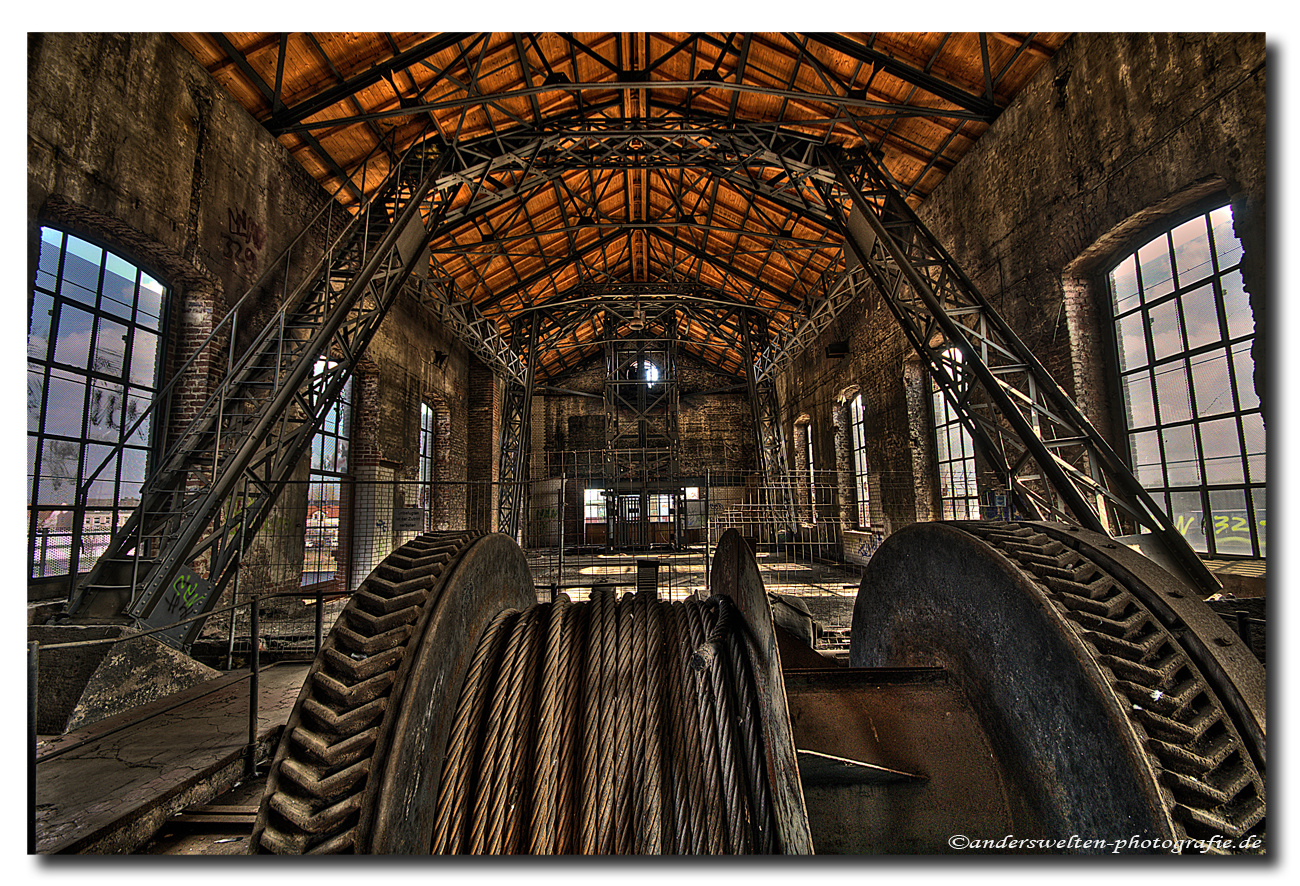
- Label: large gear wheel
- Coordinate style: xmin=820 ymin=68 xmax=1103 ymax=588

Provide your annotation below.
xmin=252 ymin=531 xmax=535 ymax=853
xmin=850 ymin=520 xmax=1265 ymax=853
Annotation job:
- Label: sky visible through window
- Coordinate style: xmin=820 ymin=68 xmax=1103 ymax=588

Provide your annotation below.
xmin=1107 ymin=204 xmax=1263 ymax=557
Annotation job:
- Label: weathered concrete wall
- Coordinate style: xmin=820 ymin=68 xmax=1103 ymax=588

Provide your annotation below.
xmin=773 ymin=32 xmax=1267 ymax=539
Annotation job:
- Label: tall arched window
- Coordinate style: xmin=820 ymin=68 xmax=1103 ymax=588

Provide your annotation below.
xmin=932 ymin=347 xmax=979 ymax=519
xmin=303 ymin=358 xmax=352 ymax=587
xmin=28 ymin=227 xmax=167 ymax=578
xmin=418 ymin=401 xmax=436 ymax=521
xmin=848 ymin=393 xmax=871 ymax=528
xmin=1107 ymin=203 xmax=1263 ymax=557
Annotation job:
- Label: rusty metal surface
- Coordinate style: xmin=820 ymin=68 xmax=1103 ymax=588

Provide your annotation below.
xmin=784 ymin=666 xmax=1020 ymax=853
xmin=365 ymin=533 xmax=536 ymax=852
xmin=850 ymin=522 xmax=1180 ymax=850
xmin=954 ymin=521 xmax=1265 ymax=849
xmin=1030 ymin=522 xmax=1266 ymax=771
xmin=251 ymin=531 xmax=491 ymax=853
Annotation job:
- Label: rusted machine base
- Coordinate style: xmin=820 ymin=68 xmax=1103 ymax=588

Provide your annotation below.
xmin=785 ymin=666 xmax=1029 ymax=854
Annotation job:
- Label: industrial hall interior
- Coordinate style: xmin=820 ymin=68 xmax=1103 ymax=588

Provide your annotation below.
xmin=26 ymin=31 xmax=1267 ymax=856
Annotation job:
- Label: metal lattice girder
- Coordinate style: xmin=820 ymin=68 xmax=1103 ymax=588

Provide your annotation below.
xmin=408 ymin=274 xmax=526 ymax=382
xmin=68 ymin=132 xmax=456 ymax=647
xmin=496 ymin=313 xmax=539 ymax=539
xmin=817 ymin=147 xmax=1220 ymax=596
xmin=526 ymin=294 xmax=750 ymax=381
xmin=743 ymin=312 xmax=797 ymax=532
xmin=754 ymin=263 xmax=870 ymax=383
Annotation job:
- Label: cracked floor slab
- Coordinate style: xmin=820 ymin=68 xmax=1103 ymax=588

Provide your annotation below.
xmin=35 ymin=662 xmax=308 ymax=854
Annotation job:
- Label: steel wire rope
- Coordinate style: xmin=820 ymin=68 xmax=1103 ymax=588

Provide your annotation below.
xmin=429 ymin=607 xmax=516 ymax=853
xmin=719 ymin=596 xmax=779 ymax=853
xmin=555 ymin=596 xmax=585 ymax=854
xmin=673 ymin=600 xmax=724 ymax=853
xmin=430 ymin=590 xmax=781 ymax=854
xmin=684 ymin=595 xmax=747 ymax=853
xmin=529 ymin=596 xmax=570 ymax=854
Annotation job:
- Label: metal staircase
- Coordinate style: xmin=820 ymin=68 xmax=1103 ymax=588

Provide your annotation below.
xmin=66 ymin=131 xmax=451 ymax=649
xmin=816 ymin=147 xmax=1221 ymax=596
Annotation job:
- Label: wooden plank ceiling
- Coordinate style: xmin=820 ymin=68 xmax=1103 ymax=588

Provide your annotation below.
xmin=175 ymin=32 xmax=1067 ymax=381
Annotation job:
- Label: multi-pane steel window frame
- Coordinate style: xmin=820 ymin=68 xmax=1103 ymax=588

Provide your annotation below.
xmin=28 ymin=227 xmax=168 ymax=580
xmin=932 ymin=348 xmax=980 ymax=520
xmin=583 ymin=488 xmax=606 ymax=524
xmin=418 ymin=401 xmax=435 ymax=524
xmin=1105 ymin=200 xmax=1263 ymax=558
xmin=302 ymin=359 xmax=353 ymax=587
xmin=849 ymin=393 xmax=871 ymax=528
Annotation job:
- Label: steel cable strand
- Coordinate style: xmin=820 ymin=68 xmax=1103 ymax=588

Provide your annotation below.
xmin=672 ymin=601 xmax=715 ymax=854
xmin=720 ymin=599 xmax=778 ymax=854
xmin=529 ymin=596 xmax=570 ymax=854
xmin=660 ymin=602 xmax=697 ymax=854
xmin=555 ymin=597 xmax=585 ymax=854
xmin=680 ymin=598 xmax=727 ymax=853
xmin=578 ymin=586 xmax=612 ymax=853
xmin=639 ymin=591 xmax=666 ymax=853
xmin=703 ymin=594 xmax=760 ymax=853
xmin=688 ymin=595 xmax=748 ymax=853
xmin=596 ymin=587 xmax=622 ymax=854
xmin=466 ymin=607 xmax=531 ymax=853
xmin=500 ymin=603 xmax=545 ymax=854
xmin=430 ymin=607 xmax=516 ymax=854
xmin=613 ymin=593 xmax=638 ymax=854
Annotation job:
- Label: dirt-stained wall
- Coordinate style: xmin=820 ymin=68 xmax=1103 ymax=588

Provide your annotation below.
xmin=26 ymin=34 xmax=476 ymax=617
xmin=772 ymin=32 xmax=1266 ymax=540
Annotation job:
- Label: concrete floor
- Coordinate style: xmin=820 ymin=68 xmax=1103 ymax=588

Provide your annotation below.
xmin=34 ymin=661 xmax=309 ymax=854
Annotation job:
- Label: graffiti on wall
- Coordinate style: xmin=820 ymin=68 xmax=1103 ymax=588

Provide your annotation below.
xmin=224 ymin=206 xmax=268 ymax=265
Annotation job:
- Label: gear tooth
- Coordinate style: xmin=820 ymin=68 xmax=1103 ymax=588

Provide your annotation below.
xmin=955 ymin=523 xmax=1267 ymax=853
xmin=255 ymin=531 xmax=480 ymax=853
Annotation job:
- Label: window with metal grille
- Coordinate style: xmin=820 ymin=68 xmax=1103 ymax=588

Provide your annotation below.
xmin=584 ymin=488 xmax=606 ymax=524
xmin=932 ymin=348 xmax=979 ymax=519
xmin=28 ymin=227 xmax=167 ymax=579
xmin=303 ymin=359 xmax=352 ymax=586
xmin=1107 ymin=203 xmax=1263 ymax=557
xmin=849 ymin=393 xmax=871 ymax=527
xmin=804 ymin=420 xmax=816 ymax=522
xmin=647 ymin=493 xmax=674 ymax=522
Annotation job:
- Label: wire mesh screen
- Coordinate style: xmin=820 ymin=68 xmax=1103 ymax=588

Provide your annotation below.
xmin=172 ymin=468 xmax=900 ymax=666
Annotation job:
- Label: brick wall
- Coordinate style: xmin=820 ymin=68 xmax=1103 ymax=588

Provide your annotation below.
xmin=770 ymin=33 xmax=1266 ymax=550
